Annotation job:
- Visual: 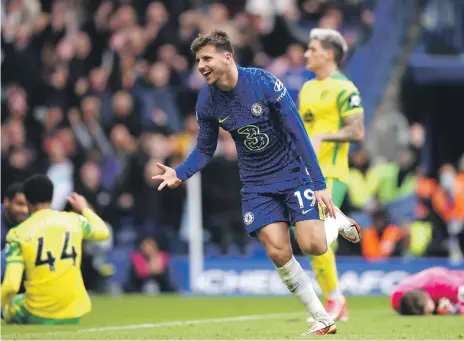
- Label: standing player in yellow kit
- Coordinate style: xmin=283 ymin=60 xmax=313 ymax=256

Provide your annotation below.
xmin=1 ymin=175 xmax=110 ymax=324
xmin=297 ymin=28 xmax=365 ymax=321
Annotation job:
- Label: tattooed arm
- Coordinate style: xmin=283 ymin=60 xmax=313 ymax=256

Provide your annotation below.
xmin=321 ymin=113 xmax=365 ymax=142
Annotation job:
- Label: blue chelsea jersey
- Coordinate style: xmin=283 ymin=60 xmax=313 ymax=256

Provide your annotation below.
xmin=176 ymin=67 xmax=326 ymax=192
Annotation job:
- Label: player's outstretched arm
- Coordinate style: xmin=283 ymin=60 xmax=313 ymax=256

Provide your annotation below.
xmin=68 ymin=193 xmax=109 ymax=241
xmin=154 ymin=111 xmax=219 ymax=190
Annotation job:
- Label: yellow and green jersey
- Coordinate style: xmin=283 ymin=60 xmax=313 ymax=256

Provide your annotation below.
xmin=298 ymin=71 xmax=363 ymax=183
xmin=2 ymin=208 xmax=109 ymax=320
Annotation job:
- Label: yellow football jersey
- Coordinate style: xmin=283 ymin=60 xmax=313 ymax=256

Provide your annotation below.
xmin=298 ymin=72 xmax=363 ymax=183
xmin=3 ymin=208 xmax=109 ymax=319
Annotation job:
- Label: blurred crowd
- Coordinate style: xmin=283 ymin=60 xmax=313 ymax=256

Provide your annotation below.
xmin=336 ymin=124 xmax=464 ymax=263
xmin=1 ymin=0 xmax=375 ymax=243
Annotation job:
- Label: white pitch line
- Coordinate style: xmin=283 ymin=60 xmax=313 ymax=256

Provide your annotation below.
xmin=1 ymin=311 xmax=305 ymax=339
xmin=4 ymin=312 xmax=462 ymax=341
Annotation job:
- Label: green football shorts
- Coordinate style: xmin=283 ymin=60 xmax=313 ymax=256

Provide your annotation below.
xmin=2 ymin=294 xmax=80 ymax=325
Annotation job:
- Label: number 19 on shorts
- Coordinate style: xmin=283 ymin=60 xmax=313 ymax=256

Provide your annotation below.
xmin=294 ymin=189 xmax=315 ymax=209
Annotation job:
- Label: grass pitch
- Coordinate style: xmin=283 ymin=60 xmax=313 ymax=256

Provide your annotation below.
xmin=2 ymin=295 xmax=463 ymax=340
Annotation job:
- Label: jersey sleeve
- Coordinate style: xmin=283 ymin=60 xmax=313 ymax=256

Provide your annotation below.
xmin=4 ymin=229 xmax=24 ymax=265
xmin=336 ymin=82 xmax=363 ymax=118
xmin=79 ymin=209 xmax=110 ymax=241
xmin=175 ymin=108 xmax=219 ymax=181
xmin=261 ymin=70 xmax=326 ymax=191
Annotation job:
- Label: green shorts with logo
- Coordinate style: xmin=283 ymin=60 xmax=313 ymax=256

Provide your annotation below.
xmin=2 ymin=294 xmax=80 ymax=325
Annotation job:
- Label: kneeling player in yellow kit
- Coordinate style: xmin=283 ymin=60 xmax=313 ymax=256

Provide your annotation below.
xmin=296 ymin=28 xmax=365 ymax=321
xmin=1 ymin=174 xmax=110 ymax=324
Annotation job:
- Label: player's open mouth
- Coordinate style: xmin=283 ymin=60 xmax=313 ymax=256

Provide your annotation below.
xmin=203 ymin=71 xmax=212 ymax=78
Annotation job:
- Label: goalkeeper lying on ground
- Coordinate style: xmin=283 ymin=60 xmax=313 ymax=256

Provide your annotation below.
xmin=391 ymin=267 xmax=464 ymax=315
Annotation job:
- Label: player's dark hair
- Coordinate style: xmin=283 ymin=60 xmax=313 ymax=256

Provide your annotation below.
xmin=4 ymin=183 xmax=24 ymax=200
xmin=23 ymin=175 xmax=54 ymax=205
xmin=399 ymin=290 xmax=427 ymax=315
xmin=190 ymin=30 xmax=234 ymax=54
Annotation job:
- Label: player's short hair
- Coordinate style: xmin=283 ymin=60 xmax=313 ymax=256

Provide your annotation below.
xmin=23 ymin=175 xmax=54 ymax=205
xmin=4 ymin=183 xmax=24 ymax=200
xmin=190 ymin=29 xmax=234 ymax=55
xmin=399 ymin=290 xmax=428 ymax=315
xmin=309 ymin=28 xmax=348 ymax=64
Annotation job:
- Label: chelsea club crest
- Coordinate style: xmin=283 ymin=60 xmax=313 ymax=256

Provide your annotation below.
xmin=251 ymin=103 xmax=264 ymax=117
xmin=243 ymin=212 xmax=254 ymax=225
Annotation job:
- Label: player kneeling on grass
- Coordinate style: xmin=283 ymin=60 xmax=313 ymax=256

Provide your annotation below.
xmin=391 ymin=267 xmax=464 ymax=316
xmin=153 ymin=29 xmax=362 ymax=336
xmin=1 ymin=174 xmax=110 ymax=324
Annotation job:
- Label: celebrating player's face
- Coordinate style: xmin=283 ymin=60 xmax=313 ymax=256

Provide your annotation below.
xmin=4 ymin=193 xmax=28 ymax=225
xmin=196 ymin=45 xmax=230 ymax=85
xmin=304 ymin=39 xmax=330 ymax=71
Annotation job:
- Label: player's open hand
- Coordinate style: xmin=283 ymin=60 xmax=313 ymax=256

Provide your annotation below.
xmin=152 ymin=163 xmax=182 ymax=191
xmin=314 ymin=189 xmax=336 ymax=218
xmin=67 ymin=192 xmax=90 ymax=214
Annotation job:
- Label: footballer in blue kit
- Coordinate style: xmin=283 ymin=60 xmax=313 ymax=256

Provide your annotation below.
xmin=176 ymin=66 xmax=325 ymax=236
xmin=153 ymin=30 xmax=362 ymax=336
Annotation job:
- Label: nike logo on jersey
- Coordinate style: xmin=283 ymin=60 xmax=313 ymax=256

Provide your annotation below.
xmin=302 ymin=208 xmax=314 ymax=215
xmin=219 ymin=116 xmax=229 ymax=123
